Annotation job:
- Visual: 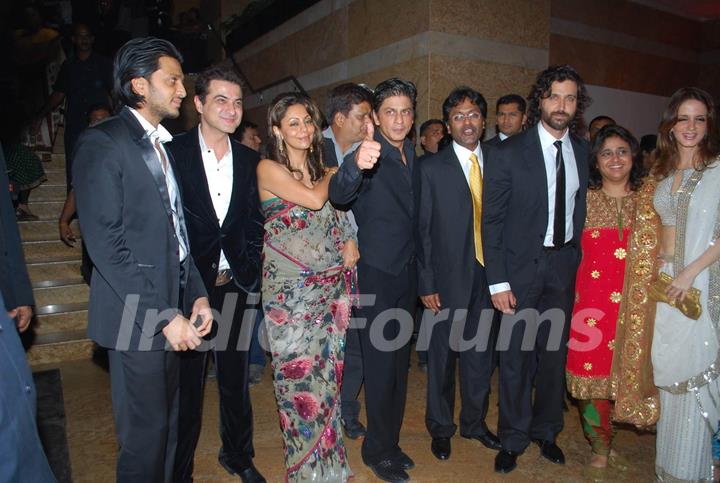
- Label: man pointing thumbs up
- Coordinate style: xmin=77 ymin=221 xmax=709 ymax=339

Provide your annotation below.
xmin=329 ymin=78 xmax=418 ymax=482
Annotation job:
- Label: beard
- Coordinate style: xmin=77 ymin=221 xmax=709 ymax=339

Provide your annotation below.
xmin=541 ymin=110 xmax=573 ymax=132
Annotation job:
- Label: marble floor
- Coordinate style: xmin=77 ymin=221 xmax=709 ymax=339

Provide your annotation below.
xmin=38 ymin=355 xmax=657 ymax=482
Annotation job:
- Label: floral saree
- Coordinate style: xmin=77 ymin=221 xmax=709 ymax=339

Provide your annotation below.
xmin=261 ymin=197 xmax=356 ymax=482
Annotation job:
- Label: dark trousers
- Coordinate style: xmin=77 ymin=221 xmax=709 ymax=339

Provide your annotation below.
xmin=356 ymin=260 xmax=417 ymax=465
xmin=340 ymin=323 xmax=363 ymax=421
xmin=173 ymin=283 xmax=255 ymax=482
xmin=497 ymin=246 xmax=577 ymax=453
xmin=108 ymin=349 xmax=180 ymax=483
xmin=425 ymin=263 xmax=495 ymax=439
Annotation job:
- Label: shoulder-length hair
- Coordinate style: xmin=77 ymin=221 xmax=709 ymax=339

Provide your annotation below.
xmin=589 ymin=124 xmax=645 ymax=191
xmin=113 ymin=37 xmax=183 ymax=109
xmin=651 ymin=87 xmax=720 ymax=180
xmin=526 ymin=65 xmax=591 ymax=136
xmin=267 ymin=92 xmax=325 ymax=183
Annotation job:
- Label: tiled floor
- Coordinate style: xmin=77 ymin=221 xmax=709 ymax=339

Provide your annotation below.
xmin=38 ymin=355 xmax=657 ymax=482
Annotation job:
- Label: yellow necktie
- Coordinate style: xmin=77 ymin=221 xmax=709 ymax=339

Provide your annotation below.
xmin=469 ymin=153 xmax=484 ymax=265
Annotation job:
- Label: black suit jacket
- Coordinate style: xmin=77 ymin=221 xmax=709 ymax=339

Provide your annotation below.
xmin=167 ymin=128 xmax=264 ymax=293
xmin=73 ymin=107 xmax=207 ymax=351
xmin=329 ymin=130 xmax=416 ymax=275
xmin=0 ymin=145 xmax=34 ymax=311
xmin=416 ymin=143 xmax=489 ymax=309
xmin=484 ymin=135 xmax=502 ymax=147
xmin=482 ymin=125 xmax=588 ymax=303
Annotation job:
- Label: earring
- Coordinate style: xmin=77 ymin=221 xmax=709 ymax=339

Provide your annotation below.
xmin=309 ymin=144 xmax=314 ymax=154
xmin=277 ymin=136 xmax=285 ymax=155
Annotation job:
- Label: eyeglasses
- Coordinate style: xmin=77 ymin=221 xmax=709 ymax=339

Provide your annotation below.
xmin=598 ymin=148 xmax=630 ymax=160
xmin=451 ymin=112 xmax=482 ymax=123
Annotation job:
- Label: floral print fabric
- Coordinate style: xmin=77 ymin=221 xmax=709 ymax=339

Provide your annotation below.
xmin=261 ymin=197 xmax=356 ymax=482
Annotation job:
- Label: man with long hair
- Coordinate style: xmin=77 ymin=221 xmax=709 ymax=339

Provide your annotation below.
xmin=483 ymin=65 xmax=590 ymax=473
xmin=72 ymin=37 xmax=212 ymax=482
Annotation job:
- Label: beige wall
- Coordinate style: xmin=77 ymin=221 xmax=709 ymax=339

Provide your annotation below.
xmin=231 ymin=0 xmax=718 ymax=144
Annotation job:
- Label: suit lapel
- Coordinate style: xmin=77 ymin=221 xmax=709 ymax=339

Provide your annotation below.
xmin=186 ymin=128 xmax=218 ymax=224
xmin=524 ymin=128 xmax=550 ymax=218
xmin=122 ymin=108 xmax=175 ymax=225
xmin=222 ymin=141 xmax=246 ymax=229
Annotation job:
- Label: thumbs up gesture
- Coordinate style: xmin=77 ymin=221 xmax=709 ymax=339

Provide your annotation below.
xmin=355 ymin=120 xmax=381 ymax=170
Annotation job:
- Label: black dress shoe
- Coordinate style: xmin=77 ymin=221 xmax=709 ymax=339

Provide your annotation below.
xmin=367 ymin=459 xmax=410 ymax=482
xmin=431 ymin=437 xmax=451 ymax=460
xmin=219 ymin=460 xmax=266 ymax=483
xmin=394 ymin=451 xmax=415 ymax=470
xmin=462 ymin=431 xmax=502 ymax=450
xmin=494 ymin=450 xmax=519 ymax=473
xmin=533 ymin=439 xmax=565 ymax=464
xmin=341 ymin=418 xmax=367 ymax=439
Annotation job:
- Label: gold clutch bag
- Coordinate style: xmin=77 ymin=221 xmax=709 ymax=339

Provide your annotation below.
xmin=648 ymin=272 xmax=702 ymax=320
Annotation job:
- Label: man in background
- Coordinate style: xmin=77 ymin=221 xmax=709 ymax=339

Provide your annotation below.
xmin=485 ymin=94 xmax=526 ymax=146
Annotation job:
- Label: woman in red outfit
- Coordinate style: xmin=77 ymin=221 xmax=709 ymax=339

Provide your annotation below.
xmin=566 ymin=124 xmax=660 ymax=480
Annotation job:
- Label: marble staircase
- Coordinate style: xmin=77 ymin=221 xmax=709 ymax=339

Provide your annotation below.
xmin=23 ymin=142 xmax=93 ymax=366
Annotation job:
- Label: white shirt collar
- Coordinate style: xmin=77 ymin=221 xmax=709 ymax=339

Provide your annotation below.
xmin=197 ymin=125 xmax=232 ymax=157
xmin=498 ymin=132 xmax=508 ymax=141
xmin=128 ymin=107 xmax=173 ymax=144
xmin=452 ymin=140 xmax=482 ymax=163
xmin=537 ymin=121 xmax=570 ymax=151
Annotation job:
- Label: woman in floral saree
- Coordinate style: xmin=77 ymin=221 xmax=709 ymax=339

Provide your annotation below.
xmin=256 ymin=92 xmax=358 ymax=482
xmin=566 ymin=125 xmax=660 ymax=481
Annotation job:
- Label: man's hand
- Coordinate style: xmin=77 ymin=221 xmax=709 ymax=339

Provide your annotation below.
xmin=341 ymin=239 xmax=360 ymax=270
xmin=8 ymin=306 xmax=33 ymax=333
xmin=59 ymin=220 xmax=77 ymax=246
xmin=162 ymin=314 xmax=202 ymax=351
xmin=420 ymin=293 xmax=441 ymax=314
xmin=491 ymin=290 xmax=517 ymax=315
xmin=354 ymin=121 xmax=381 ymax=170
xmin=190 ymin=297 xmax=213 ymax=337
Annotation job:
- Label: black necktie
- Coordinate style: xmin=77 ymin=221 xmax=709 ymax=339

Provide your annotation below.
xmin=553 ymin=140 xmax=566 ymax=247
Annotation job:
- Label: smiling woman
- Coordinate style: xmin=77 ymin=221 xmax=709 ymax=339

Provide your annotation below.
xmin=650 ymin=87 xmax=720 ymax=482
xmin=566 ymin=124 xmax=660 ymax=481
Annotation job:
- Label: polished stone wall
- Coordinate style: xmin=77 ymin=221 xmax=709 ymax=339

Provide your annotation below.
xmin=231 ymin=0 xmax=719 ymax=142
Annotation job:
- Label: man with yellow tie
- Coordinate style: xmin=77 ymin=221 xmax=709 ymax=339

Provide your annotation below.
xmin=416 ymin=87 xmax=501 ymax=462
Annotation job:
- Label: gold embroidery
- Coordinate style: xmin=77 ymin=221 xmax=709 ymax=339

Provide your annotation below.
xmin=591 ymin=270 xmax=601 ymax=279
xmin=614 ymin=248 xmax=627 ymax=259
xmin=586 ymin=317 xmax=597 ymax=327
xmin=591 ymin=230 xmax=600 ymax=238
xmin=612 ymin=179 xmax=660 ymax=427
xmin=610 ymin=292 xmax=622 ymax=303
xmin=608 ymin=339 xmax=616 ymax=351
xmin=584 ymin=362 xmax=593 ymax=371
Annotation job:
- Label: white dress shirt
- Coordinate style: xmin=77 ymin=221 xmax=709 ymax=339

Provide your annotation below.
xmin=488 ymin=123 xmax=580 ymax=296
xmin=198 ymin=127 xmax=233 ymax=271
xmin=452 ymin=141 xmax=483 ymax=184
xmin=498 ymin=132 xmax=508 ymax=141
xmin=537 ymin=122 xmax=579 ymax=247
xmin=129 ymin=108 xmax=187 ymax=262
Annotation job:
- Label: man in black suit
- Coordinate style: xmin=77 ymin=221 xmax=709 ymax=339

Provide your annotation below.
xmin=485 ymin=94 xmax=527 ymax=147
xmin=329 ymin=78 xmax=417 ymax=483
xmin=167 ymin=65 xmax=265 ymax=483
xmin=483 ymin=65 xmax=590 ymax=474
xmin=416 ymin=87 xmax=501 ymax=461
xmin=321 ymin=82 xmax=372 ymax=440
xmin=73 ymin=38 xmax=211 ymax=483
xmin=0 ymin=144 xmax=57 ymax=482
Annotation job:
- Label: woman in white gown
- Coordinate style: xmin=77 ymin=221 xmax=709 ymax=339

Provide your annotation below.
xmin=651 ymin=87 xmax=720 ymax=481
